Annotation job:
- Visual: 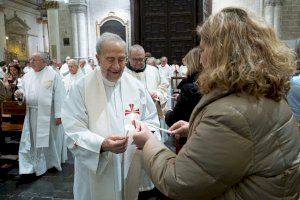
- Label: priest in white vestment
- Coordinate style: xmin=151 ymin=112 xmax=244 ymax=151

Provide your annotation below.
xmin=79 ymin=59 xmax=94 ymax=75
xmin=15 ymin=52 xmax=67 ymax=176
xmin=62 ymin=33 xmax=161 ymax=200
xmin=63 ymin=59 xmax=84 ymax=93
xmin=59 ymin=56 xmax=70 ymax=78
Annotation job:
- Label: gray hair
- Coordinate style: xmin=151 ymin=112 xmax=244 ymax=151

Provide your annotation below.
xmin=68 ymin=59 xmax=78 ymax=67
xmin=79 ymin=59 xmax=86 ymax=65
xmin=129 ymin=44 xmax=145 ymax=55
xmin=33 ymin=52 xmax=49 ymax=64
xmin=146 ymin=57 xmax=156 ymax=66
xmin=96 ymin=32 xmax=126 ymax=55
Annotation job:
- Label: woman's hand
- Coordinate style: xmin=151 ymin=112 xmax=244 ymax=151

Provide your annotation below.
xmin=169 ymin=120 xmax=189 ymax=139
xmin=133 ymin=122 xmax=154 ymax=150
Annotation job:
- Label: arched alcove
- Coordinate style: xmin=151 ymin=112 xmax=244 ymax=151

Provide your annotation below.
xmin=96 ymin=12 xmax=129 ymax=51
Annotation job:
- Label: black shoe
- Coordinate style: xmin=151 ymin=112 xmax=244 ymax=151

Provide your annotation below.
xmin=16 ymin=173 xmax=41 ymax=185
xmin=47 ymin=167 xmax=59 ymax=173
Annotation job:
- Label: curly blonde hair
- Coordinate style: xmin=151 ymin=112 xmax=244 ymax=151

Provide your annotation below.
xmin=197 ymin=7 xmax=296 ymax=101
xmin=184 ymin=47 xmax=202 ymax=76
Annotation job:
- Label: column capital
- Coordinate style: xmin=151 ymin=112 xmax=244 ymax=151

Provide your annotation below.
xmin=265 ymin=0 xmax=275 ymax=6
xmin=43 ymin=1 xmax=59 ymax=10
xmin=68 ymin=4 xmax=87 ymax=14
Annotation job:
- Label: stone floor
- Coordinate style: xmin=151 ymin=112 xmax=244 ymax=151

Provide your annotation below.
xmin=0 ymin=135 xmax=175 ymax=200
xmin=0 ymin=156 xmax=74 ymax=200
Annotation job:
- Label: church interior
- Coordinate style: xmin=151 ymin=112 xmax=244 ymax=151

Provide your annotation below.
xmin=0 ymin=0 xmax=299 ymax=199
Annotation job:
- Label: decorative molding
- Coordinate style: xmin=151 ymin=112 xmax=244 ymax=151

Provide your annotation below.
xmin=68 ymin=4 xmax=87 ymax=13
xmin=36 ymin=17 xmax=48 ymax=24
xmin=43 ymin=1 xmax=59 ymax=9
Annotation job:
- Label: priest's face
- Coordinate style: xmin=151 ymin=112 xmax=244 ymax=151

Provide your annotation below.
xmin=68 ymin=63 xmax=78 ymax=75
xmin=30 ymin=54 xmax=47 ymax=72
xmin=97 ymin=40 xmax=126 ymax=82
xmin=128 ymin=50 xmax=146 ymax=70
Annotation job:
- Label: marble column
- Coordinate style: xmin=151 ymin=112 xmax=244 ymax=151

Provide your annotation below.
xmin=77 ymin=10 xmax=88 ymax=59
xmin=46 ymin=0 xmax=61 ymax=61
xmin=264 ymin=0 xmax=275 ymax=26
xmin=69 ymin=3 xmax=88 ymax=59
xmin=42 ymin=17 xmax=49 ymax=53
xmin=71 ymin=11 xmax=78 ymax=58
xmin=274 ymin=0 xmax=283 ymax=37
xmin=0 ymin=5 xmax=6 ymax=61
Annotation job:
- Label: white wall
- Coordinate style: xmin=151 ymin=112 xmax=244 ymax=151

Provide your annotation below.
xmin=212 ymin=0 xmax=262 ymax=16
xmin=88 ymin=0 xmax=131 ymax=61
xmin=5 ymin=1 xmax=44 ymax=58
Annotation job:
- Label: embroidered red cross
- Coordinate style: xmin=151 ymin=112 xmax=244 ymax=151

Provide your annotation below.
xmin=125 ymin=104 xmax=140 ymax=116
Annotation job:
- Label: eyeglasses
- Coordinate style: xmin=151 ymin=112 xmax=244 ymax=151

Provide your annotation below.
xmin=130 ymin=58 xmax=145 ymax=62
xmin=31 ymin=59 xmax=43 ymax=62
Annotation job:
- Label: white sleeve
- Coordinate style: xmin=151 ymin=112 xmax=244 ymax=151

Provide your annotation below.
xmin=53 ymin=74 xmax=66 ymax=118
xmin=140 ymin=87 xmax=161 ymax=141
xmin=62 ymin=79 xmax=108 ymax=174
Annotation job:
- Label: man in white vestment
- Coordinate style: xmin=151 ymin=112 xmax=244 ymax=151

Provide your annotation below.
xmin=62 ymin=33 xmax=160 ymax=200
xmin=59 ymin=56 xmax=70 ymax=78
xmin=125 ymin=45 xmax=168 ymax=198
xmin=63 ymin=59 xmax=84 ymax=93
xmin=15 ymin=52 xmax=67 ymax=177
xmin=79 ymin=59 xmax=93 ymax=75
xmin=126 ymin=45 xmax=168 ymax=121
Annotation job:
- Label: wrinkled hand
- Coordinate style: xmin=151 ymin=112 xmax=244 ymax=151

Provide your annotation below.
xmin=133 ymin=123 xmax=154 ymax=150
xmin=101 ymin=136 xmax=128 ymax=154
xmin=169 ymin=120 xmax=189 ymax=139
xmin=14 ymin=89 xmax=23 ymax=99
xmin=150 ymin=92 xmax=158 ymax=100
xmin=172 ymin=93 xmax=179 ymax=100
xmin=55 ymin=118 xmax=62 ymax=125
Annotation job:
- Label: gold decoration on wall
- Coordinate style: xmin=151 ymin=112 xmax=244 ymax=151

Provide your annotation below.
xmin=43 ymin=1 xmax=59 ymax=9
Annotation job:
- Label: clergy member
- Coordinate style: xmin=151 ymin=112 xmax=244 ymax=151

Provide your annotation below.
xmin=126 ymin=44 xmax=170 ymax=144
xmin=59 ymin=56 xmax=70 ymax=78
xmin=63 ymin=59 xmax=84 ymax=93
xmin=15 ymin=52 xmax=67 ymax=177
xmin=62 ymin=32 xmax=160 ymax=200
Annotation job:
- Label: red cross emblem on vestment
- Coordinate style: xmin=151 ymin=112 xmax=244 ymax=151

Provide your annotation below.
xmin=125 ymin=104 xmax=140 ymax=116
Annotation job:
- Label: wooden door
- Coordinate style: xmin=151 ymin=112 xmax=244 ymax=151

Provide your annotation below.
xmin=132 ymin=0 xmax=212 ymax=64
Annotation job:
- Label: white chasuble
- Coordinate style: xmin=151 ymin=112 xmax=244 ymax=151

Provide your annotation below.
xmin=62 ymin=69 xmax=160 ymax=200
xmin=19 ymin=66 xmax=66 ymax=175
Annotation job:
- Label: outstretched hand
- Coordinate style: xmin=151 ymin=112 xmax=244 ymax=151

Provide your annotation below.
xmin=133 ymin=122 xmax=154 ymax=150
xmin=168 ymin=120 xmax=189 ymax=139
xmin=101 ymin=135 xmax=128 ymax=154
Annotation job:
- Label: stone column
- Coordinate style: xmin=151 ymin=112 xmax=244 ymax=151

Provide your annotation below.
xmin=46 ymin=1 xmax=61 ymax=61
xmin=0 ymin=5 xmax=6 ymax=61
xmin=77 ymin=9 xmax=88 ymax=59
xmin=70 ymin=11 xmax=79 ymax=58
xmin=42 ymin=17 xmax=49 ymax=53
xmin=274 ymin=0 xmax=283 ymax=37
xmin=264 ymin=0 xmax=275 ymax=26
xmin=69 ymin=2 xmax=88 ymax=59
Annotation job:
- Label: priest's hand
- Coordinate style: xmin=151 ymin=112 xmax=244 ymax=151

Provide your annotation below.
xmin=101 ymin=136 xmax=128 ymax=154
xmin=150 ymin=92 xmax=158 ymax=100
xmin=169 ymin=120 xmax=189 ymax=139
xmin=133 ymin=122 xmax=154 ymax=150
xmin=55 ymin=118 xmax=62 ymax=125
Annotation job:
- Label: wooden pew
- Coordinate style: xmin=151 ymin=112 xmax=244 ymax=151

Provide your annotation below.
xmin=1 ymin=101 xmax=26 ymax=133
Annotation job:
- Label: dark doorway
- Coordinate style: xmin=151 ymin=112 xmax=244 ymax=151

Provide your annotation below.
xmin=131 ymin=0 xmax=212 ymax=64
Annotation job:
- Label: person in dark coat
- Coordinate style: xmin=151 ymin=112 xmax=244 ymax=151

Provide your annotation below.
xmin=165 ymin=47 xmax=202 ymax=151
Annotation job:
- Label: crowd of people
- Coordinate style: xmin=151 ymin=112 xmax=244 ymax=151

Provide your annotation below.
xmin=0 ymin=7 xmax=299 ymax=200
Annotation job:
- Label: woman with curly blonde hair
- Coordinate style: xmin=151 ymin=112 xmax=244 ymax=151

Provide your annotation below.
xmin=133 ymin=7 xmax=300 ymax=200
